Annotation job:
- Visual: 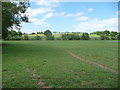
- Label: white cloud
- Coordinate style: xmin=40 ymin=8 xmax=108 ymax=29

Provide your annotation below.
xmin=34 ymin=0 xmax=60 ymax=8
xmin=88 ymin=8 xmax=93 ymax=12
xmin=29 ymin=17 xmax=50 ymax=27
xmin=55 ymin=12 xmax=66 ymax=16
xmin=73 ymin=18 xmax=118 ymax=32
xmin=27 ymin=0 xmax=61 ymax=27
xmin=75 ymin=12 xmax=84 ymax=16
xmin=65 ymin=12 xmax=84 ymax=17
xmin=76 ymin=16 xmax=88 ymax=21
xmin=28 ymin=7 xmax=54 ymax=17
xmin=44 ymin=12 xmax=54 ymax=18
xmin=65 ymin=13 xmax=74 ymax=17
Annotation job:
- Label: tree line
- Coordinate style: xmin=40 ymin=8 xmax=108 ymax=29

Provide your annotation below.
xmin=4 ymin=30 xmax=120 ymax=40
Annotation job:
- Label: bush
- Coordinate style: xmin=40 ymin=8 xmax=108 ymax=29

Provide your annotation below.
xmin=81 ymin=33 xmax=90 ymax=40
xmin=5 ymin=35 xmax=23 ymax=40
xmin=62 ymin=34 xmax=67 ymax=40
xmin=106 ymin=36 xmax=110 ymax=40
xmin=35 ymin=35 xmax=41 ymax=40
xmin=44 ymin=30 xmax=52 ymax=36
xmin=94 ymin=37 xmax=99 ymax=40
xmin=24 ymin=34 xmax=29 ymax=40
xmin=32 ymin=33 xmax=36 ymax=35
xmin=56 ymin=37 xmax=61 ymax=40
xmin=5 ymin=35 xmax=11 ymax=40
xmin=100 ymin=35 xmax=110 ymax=40
xmin=62 ymin=34 xmax=80 ymax=40
xmin=111 ymin=37 xmax=117 ymax=40
xmin=75 ymin=35 xmax=81 ymax=40
xmin=100 ymin=35 xmax=106 ymax=40
xmin=14 ymin=36 xmax=23 ymax=40
xmin=46 ymin=34 xmax=55 ymax=40
xmin=117 ymin=33 xmax=120 ymax=40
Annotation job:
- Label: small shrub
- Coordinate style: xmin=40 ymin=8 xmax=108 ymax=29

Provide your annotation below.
xmin=35 ymin=35 xmax=41 ymax=40
xmin=24 ymin=34 xmax=29 ymax=40
xmin=56 ymin=37 xmax=61 ymax=40
xmin=81 ymin=33 xmax=90 ymax=40
xmin=46 ymin=34 xmax=55 ymax=40
xmin=100 ymin=35 xmax=106 ymax=40
xmin=106 ymin=36 xmax=110 ymax=40
xmin=94 ymin=37 xmax=99 ymax=40
xmin=117 ymin=33 xmax=120 ymax=40
xmin=111 ymin=37 xmax=117 ymax=40
xmin=14 ymin=36 xmax=23 ymax=40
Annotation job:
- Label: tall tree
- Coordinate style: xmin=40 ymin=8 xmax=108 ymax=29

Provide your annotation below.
xmin=44 ymin=30 xmax=52 ymax=36
xmin=2 ymin=1 xmax=30 ymax=39
xmin=103 ymin=30 xmax=110 ymax=36
xmin=81 ymin=33 xmax=90 ymax=40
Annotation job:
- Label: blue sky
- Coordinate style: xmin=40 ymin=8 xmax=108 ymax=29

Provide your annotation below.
xmin=20 ymin=1 xmax=118 ymax=33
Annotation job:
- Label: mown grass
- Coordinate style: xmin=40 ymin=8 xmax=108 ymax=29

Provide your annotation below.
xmin=2 ymin=40 xmax=118 ymax=88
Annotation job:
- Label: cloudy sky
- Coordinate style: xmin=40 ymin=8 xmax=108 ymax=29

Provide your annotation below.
xmin=20 ymin=0 xmax=118 ymax=33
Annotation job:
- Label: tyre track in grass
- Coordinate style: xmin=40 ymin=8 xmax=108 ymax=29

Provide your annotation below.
xmin=16 ymin=57 xmax=52 ymax=88
xmin=55 ymin=62 xmax=100 ymax=88
xmin=67 ymin=50 xmax=119 ymax=75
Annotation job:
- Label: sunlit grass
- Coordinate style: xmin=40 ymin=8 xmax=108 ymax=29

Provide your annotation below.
xmin=2 ymin=40 xmax=118 ymax=88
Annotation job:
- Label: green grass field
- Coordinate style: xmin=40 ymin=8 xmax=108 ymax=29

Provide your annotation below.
xmin=2 ymin=40 xmax=118 ymax=88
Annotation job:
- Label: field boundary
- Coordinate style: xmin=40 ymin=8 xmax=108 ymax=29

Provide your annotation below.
xmin=67 ymin=50 xmax=119 ymax=74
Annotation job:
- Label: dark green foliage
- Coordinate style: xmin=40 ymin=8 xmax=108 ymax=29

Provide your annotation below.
xmin=110 ymin=31 xmax=118 ymax=37
xmin=17 ymin=31 xmax=22 ymax=36
xmin=37 ymin=32 xmax=43 ymax=34
xmin=46 ymin=34 xmax=55 ymax=40
xmin=8 ymin=30 xmax=17 ymax=37
xmin=35 ymin=35 xmax=41 ymax=40
xmin=5 ymin=30 xmax=23 ymax=40
xmin=111 ymin=37 xmax=117 ymax=40
xmin=106 ymin=36 xmax=110 ymax=40
xmin=62 ymin=34 xmax=67 ymax=40
xmin=103 ymin=30 xmax=110 ymax=36
xmin=2 ymin=1 xmax=30 ymax=39
xmin=62 ymin=34 xmax=80 ymax=40
xmin=31 ymin=32 xmax=36 ymax=35
xmin=44 ymin=30 xmax=54 ymax=40
xmin=117 ymin=32 xmax=120 ymax=40
xmin=24 ymin=34 xmax=29 ymax=40
xmin=81 ymin=33 xmax=90 ymax=40
xmin=44 ymin=30 xmax=52 ymax=36
xmin=5 ymin=35 xmax=23 ymax=40
xmin=13 ymin=36 xmax=23 ymax=40
xmin=94 ymin=37 xmax=99 ymax=40
xmin=93 ymin=31 xmax=103 ymax=35
xmin=100 ymin=35 xmax=106 ymax=40
xmin=100 ymin=35 xmax=110 ymax=40
xmin=56 ymin=37 xmax=61 ymax=40
xmin=110 ymin=31 xmax=118 ymax=40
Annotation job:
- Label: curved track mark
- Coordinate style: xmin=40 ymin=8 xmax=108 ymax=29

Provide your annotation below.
xmin=68 ymin=50 xmax=119 ymax=74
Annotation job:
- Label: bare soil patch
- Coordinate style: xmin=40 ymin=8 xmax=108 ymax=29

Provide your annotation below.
xmin=16 ymin=57 xmax=51 ymax=88
xmin=68 ymin=50 xmax=119 ymax=74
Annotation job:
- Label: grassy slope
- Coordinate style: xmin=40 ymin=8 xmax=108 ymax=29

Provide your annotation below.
xmin=2 ymin=41 xmax=118 ymax=88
